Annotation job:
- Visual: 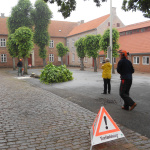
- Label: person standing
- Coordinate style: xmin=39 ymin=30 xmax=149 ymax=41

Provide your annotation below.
xmin=17 ymin=59 xmax=23 ymax=76
xmin=101 ymin=58 xmax=112 ymax=94
xmin=117 ymin=50 xmax=137 ymax=111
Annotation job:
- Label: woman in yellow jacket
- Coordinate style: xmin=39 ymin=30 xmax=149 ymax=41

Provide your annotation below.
xmin=101 ymin=58 xmax=112 ymax=94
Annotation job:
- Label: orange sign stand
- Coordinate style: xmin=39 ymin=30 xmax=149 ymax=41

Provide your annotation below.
xmin=90 ymin=106 xmax=125 ymax=147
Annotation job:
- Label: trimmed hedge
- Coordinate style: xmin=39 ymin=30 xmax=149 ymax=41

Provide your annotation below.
xmin=40 ymin=63 xmax=73 ymax=84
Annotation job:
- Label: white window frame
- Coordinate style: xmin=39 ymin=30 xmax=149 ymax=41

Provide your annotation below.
xmin=133 ymin=56 xmax=140 ymax=64
xmin=58 ymin=56 xmax=61 ymax=62
xmin=67 ymin=40 xmax=69 ymax=47
xmin=0 ymin=38 xmax=6 ymax=47
xmin=72 ymin=39 xmax=75 ymax=48
xmin=49 ymin=54 xmax=54 ymax=62
xmin=84 ymin=57 xmax=88 ymax=62
xmin=72 ymin=53 xmax=75 ymax=62
xmin=142 ymin=56 xmax=149 ymax=65
xmin=1 ymin=54 xmax=7 ymax=62
xmin=78 ymin=57 xmax=80 ymax=62
xmin=113 ymin=57 xmax=116 ymax=64
xmin=49 ymin=40 xmax=54 ymax=48
xmin=100 ymin=57 xmax=104 ymax=63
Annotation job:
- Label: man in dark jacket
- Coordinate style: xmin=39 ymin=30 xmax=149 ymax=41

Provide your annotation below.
xmin=117 ymin=50 xmax=137 ymax=111
xmin=17 ymin=59 xmax=23 ymax=76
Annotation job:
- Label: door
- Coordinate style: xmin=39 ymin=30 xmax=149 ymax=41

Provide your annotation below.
xmin=28 ymin=54 xmax=32 ymax=66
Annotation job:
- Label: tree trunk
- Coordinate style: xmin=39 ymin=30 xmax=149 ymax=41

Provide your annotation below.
xmin=43 ymin=58 xmax=46 ymax=67
xmin=61 ymin=57 xmax=63 ymax=65
xmin=112 ymin=57 xmax=115 ymax=74
xmin=94 ymin=57 xmax=97 ymax=72
xmin=80 ymin=57 xmax=84 ymax=71
xmin=24 ymin=57 xmax=28 ymax=74
xmin=12 ymin=57 xmax=16 ymax=70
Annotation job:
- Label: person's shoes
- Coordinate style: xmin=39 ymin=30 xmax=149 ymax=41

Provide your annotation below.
xmin=108 ymin=91 xmax=111 ymax=94
xmin=130 ymin=103 xmax=137 ymax=111
xmin=122 ymin=106 xmax=129 ymax=111
xmin=101 ymin=92 xmax=107 ymax=94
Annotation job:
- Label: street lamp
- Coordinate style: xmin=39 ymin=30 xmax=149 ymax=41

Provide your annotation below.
xmin=110 ymin=0 xmax=112 ymax=65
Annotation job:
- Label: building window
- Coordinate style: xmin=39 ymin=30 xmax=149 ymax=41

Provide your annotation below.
xmin=49 ymin=40 xmax=54 ymax=48
xmin=84 ymin=57 xmax=88 ymax=62
xmin=113 ymin=57 xmax=116 ymax=64
xmin=49 ymin=54 xmax=54 ymax=62
xmin=67 ymin=40 xmax=69 ymax=47
xmin=100 ymin=57 xmax=104 ymax=63
xmin=120 ymin=32 xmax=125 ymax=36
xmin=117 ymin=23 xmax=120 ymax=27
xmin=143 ymin=56 xmax=149 ymax=65
xmin=133 ymin=56 xmax=139 ymax=64
xmin=141 ymin=28 xmax=145 ymax=32
xmin=0 ymin=38 xmax=6 ymax=47
xmin=72 ymin=53 xmax=75 ymax=61
xmin=72 ymin=39 xmax=75 ymax=48
xmin=58 ymin=56 xmax=61 ymax=62
xmin=1 ymin=54 xmax=7 ymax=62
xmin=126 ymin=30 xmax=132 ymax=35
xmin=108 ymin=22 xmax=110 ymax=26
xmin=78 ymin=57 xmax=80 ymax=62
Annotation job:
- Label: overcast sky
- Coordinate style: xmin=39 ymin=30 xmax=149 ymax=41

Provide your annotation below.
xmin=0 ymin=0 xmax=150 ymax=25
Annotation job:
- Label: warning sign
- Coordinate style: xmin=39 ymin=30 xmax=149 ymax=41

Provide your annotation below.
xmin=90 ymin=106 xmax=125 ymax=146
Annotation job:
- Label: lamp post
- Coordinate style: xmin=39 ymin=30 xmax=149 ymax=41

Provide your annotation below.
xmin=110 ymin=0 xmax=112 ymax=65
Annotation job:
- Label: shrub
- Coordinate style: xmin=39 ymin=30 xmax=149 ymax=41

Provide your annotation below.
xmin=40 ymin=63 xmax=73 ymax=83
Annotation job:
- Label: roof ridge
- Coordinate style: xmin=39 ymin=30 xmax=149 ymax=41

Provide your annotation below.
xmin=120 ymin=20 xmax=150 ymax=29
xmin=51 ymin=20 xmax=78 ymax=24
xmin=67 ymin=14 xmax=110 ymax=37
xmin=85 ymin=14 xmax=110 ymax=24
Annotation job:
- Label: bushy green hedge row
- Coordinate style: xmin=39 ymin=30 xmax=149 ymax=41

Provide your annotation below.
xmin=40 ymin=63 xmax=73 ymax=84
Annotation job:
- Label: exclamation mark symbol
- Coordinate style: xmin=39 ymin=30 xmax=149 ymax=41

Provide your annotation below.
xmin=104 ymin=116 xmax=108 ymax=129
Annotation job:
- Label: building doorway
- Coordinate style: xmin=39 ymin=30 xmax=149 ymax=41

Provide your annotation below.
xmin=28 ymin=54 xmax=32 ymax=66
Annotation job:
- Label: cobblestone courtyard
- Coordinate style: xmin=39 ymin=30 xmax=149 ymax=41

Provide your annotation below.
xmin=0 ymin=69 xmax=150 ymax=150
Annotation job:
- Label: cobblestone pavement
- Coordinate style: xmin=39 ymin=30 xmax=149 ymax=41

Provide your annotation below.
xmin=0 ymin=68 xmax=150 ymax=150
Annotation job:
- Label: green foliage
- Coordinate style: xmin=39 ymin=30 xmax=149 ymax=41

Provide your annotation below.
xmin=31 ymin=0 xmax=52 ymax=59
xmin=74 ymin=37 xmax=86 ymax=58
xmin=99 ymin=28 xmax=120 ymax=57
xmin=7 ymin=34 xmax=20 ymax=57
xmin=43 ymin=0 xmax=150 ymax=19
xmin=7 ymin=0 xmax=33 ymax=34
xmin=84 ymin=34 xmax=101 ymax=58
xmin=14 ymin=26 xmax=34 ymax=58
xmin=56 ymin=42 xmax=69 ymax=57
xmin=40 ymin=63 xmax=73 ymax=83
xmin=122 ymin=0 xmax=150 ymax=18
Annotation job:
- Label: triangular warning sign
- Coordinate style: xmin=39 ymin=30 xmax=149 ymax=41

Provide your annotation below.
xmin=90 ymin=106 xmax=125 ymax=146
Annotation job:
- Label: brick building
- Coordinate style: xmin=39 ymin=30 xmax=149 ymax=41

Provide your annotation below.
xmin=1 ymin=9 xmax=150 ymax=73
xmin=67 ymin=8 xmax=124 ymax=68
xmin=99 ymin=21 xmax=150 ymax=73
xmin=0 ymin=15 xmax=78 ymax=68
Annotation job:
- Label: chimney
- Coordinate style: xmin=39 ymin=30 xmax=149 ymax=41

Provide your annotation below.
xmin=1 ymin=13 xmax=5 ymax=18
xmin=112 ymin=7 xmax=116 ymax=15
xmin=78 ymin=20 xmax=84 ymax=25
xmin=80 ymin=20 xmax=84 ymax=24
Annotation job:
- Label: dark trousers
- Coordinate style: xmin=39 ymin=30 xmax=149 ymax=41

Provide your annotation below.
xmin=119 ymin=79 xmax=135 ymax=109
xmin=103 ymin=79 xmax=111 ymax=93
xmin=18 ymin=67 xmax=22 ymax=76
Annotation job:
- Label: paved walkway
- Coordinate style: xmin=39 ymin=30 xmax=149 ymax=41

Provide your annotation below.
xmin=0 ymin=68 xmax=150 ymax=150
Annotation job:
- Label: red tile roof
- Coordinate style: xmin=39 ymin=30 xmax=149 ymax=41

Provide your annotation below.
xmin=118 ymin=20 xmax=150 ymax=32
xmin=67 ymin=14 xmax=110 ymax=37
xmin=48 ymin=20 xmax=78 ymax=37
xmin=0 ymin=18 xmax=78 ymax=37
xmin=0 ymin=17 xmax=8 ymax=35
xmin=118 ymin=31 xmax=150 ymax=54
